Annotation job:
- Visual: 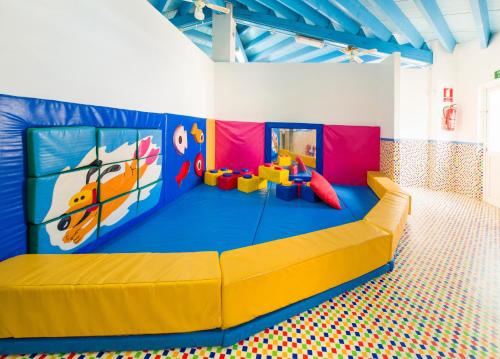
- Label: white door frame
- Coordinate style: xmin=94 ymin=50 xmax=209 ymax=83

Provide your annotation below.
xmin=481 ymin=79 xmax=500 ymax=206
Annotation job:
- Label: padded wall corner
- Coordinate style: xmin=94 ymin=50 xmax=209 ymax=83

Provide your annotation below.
xmin=27 ymin=127 xmax=97 ymax=177
xmin=27 ymin=166 xmax=99 ymax=224
xmin=99 ymin=160 xmax=138 ymax=202
xmin=29 ymin=205 xmax=100 ymax=253
xmin=99 ymin=190 xmax=138 ymax=237
xmin=97 ymin=128 xmax=137 ymax=164
xmin=138 ymin=180 xmax=163 ymax=216
xmin=206 ymin=119 xmax=216 ymax=170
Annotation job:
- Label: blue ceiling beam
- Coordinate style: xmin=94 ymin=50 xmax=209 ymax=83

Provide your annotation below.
xmin=164 ymin=0 xmax=183 ymax=12
xmin=369 ymin=0 xmax=424 ymax=48
xmin=249 ymin=37 xmax=296 ymax=61
xmin=170 ymin=13 xmax=213 ymax=30
xmin=253 ymin=0 xmax=299 ymax=20
xmin=329 ymin=0 xmax=392 ymax=41
xmin=178 ymin=2 xmax=193 ymax=16
xmin=305 ymin=49 xmax=345 ymax=63
xmin=244 ymin=32 xmax=274 ymax=53
xmin=233 ymin=9 xmax=433 ymax=63
xmin=185 ymin=30 xmax=212 ymax=47
xmin=231 ymin=0 xmax=270 ymax=13
xmin=271 ymin=45 xmax=317 ymax=62
xmin=148 ymin=0 xmax=168 ymax=12
xmin=413 ymin=0 xmax=456 ymax=53
xmin=301 ymin=0 xmax=360 ymax=34
xmin=266 ymin=41 xmax=304 ymax=61
xmin=273 ymin=0 xmax=330 ymax=27
xmin=235 ymin=31 xmax=248 ymax=62
xmin=246 ymin=33 xmax=288 ymax=56
xmin=469 ymin=0 xmax=491 ymax=48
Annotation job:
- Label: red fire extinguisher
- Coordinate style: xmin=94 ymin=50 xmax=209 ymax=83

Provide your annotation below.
xmin=442 ymin=88 xmax=457 ymax=131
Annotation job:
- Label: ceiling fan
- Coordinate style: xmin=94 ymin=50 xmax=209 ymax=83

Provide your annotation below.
xmin=183 ymin=0 xmax=230 ymax=21
xmin=339 ymin=45 xmax=377 ymax=63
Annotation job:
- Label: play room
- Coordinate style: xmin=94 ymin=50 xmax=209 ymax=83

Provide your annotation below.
xmin=0 ymin=0 xmax=499 ymax=358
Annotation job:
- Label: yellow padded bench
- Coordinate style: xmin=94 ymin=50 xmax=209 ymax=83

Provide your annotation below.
xmin=0 ymin=253 xmax=221 ymax=338
xmin=364 ymin=192 xmax=410 ymax=256
xmin=220 ymin=221 xmax=392 ymax=328
xmin=367 ymin=171 xmax=412 ymax=214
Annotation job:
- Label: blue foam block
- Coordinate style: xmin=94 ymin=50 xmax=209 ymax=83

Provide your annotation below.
xmin=99 ymin=190 xmax=138 ymax=237
xmin=276 ymin=184 xmax=298 ymax=201
xmin=138 ymin=129 xmax=162 ymax=158
xmin=29 ymin=205 xmax=100 ymax=253
xmin=300 ymin=185 xmax=319 ymax=202
xmin=97 ymin=128 xmax=137 ymax=165
xmin=27 ymin=166 xmax=99 ymax=224
xmin=138 ymin=180 xmax=163 ymax=216
xmin=27 ymin=127 xmax=97 ymax=177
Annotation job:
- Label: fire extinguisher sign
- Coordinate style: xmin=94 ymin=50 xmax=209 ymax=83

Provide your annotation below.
xmin=443 ymin=88 xmax=454 ymax=102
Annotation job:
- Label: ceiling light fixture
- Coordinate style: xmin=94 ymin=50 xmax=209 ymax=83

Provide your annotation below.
xmin=295 ymin=35 xmax=324 ymax=48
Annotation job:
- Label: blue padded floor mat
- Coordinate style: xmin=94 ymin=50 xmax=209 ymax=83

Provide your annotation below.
xmin=96 ymin=183 xmax=379 ymax=254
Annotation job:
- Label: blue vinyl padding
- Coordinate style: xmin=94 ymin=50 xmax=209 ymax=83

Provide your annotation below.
xmin=0 ymin=261 xmax=393 ymax=354
xmin=96 ymin=183 xmax=378 ymax=253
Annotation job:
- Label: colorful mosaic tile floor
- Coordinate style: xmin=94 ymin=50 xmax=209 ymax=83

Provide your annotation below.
xmin=4 ymin=188 xmax=500 ymax=358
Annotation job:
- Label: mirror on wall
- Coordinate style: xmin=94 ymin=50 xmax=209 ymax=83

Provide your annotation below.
xmin=271 ymin=128 xmax=317 ymax=172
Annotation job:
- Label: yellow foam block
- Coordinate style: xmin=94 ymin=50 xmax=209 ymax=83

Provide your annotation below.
xmin=238 ymin=175 xmax=268 ymax=193
xmin=220 ymin=221 xmax=391 ymax=328
xmin=278 ymin=155 xmax=292 ymax=167
xmin=258 ymin=164 xmax=272 ymax=179
xmin=204 ymin=170 xmax=222 ymax=186
xmin=364 ymin=192 xmax=410 ymax=256
xmin=367 ymin=171 xmax=412 ymax=214
xmin=264 ymin=166 xmax=289 ymax=184
xmin=0 ymin=253 xmax=221 ymax=338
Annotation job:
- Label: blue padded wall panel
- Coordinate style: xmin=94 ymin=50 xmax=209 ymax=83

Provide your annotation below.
xmin=29 ymin=205 xmax=100 ymax=254
xmin=97 ymin=128 xmax=138 ymax=165
xmin=0 ymin=94 xmax=165 ymax=261
xmin=138 ymin=155 xmax=163 ymax=188
xmin=138 ymin=129 xmax=162 ymax=158
xmin=165 ymin=114 xmax=206 ymax=203
xmin=27 ymin=166 xmax=99 ymax=225
xmin=99 ymin=190 xmax=138 ymax=237
xmin=27 ymin=127 xmax=97 ymax=177
xmin=99 ymin=160 xmax=139 ymax=202
xmin=137 ymin=180 xmax=163 ymax=216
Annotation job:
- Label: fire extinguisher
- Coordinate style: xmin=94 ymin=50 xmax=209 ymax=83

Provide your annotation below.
xmin=442 ymin=88 xmax=457 ymax=131
xmin=443 ymin=103 xmax=457 ymax=131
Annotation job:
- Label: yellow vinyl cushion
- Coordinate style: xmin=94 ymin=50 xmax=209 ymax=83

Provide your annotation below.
xmin=0 ymin=253 xmax=221 ymax=338
xmin=220 ymin=221 xmax=391 ymax=328
xmin=367 ymin=171 xmax=412 ymax=214
xmin=364 ymin=192 xmax=410 ymax=256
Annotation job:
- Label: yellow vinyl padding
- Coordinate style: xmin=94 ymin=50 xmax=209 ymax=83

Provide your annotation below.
xmin=367 ymin=171 xmax=412 ymax=214
xmin=206 ymin=119 xmax=215 ymax=170
xmin=364 ymin=192 xmax=410 ymax=256
xmin=220 ymin=221 xmax=391 ymax=328
xmin=0 ymin=252 xmax=221 ymax=338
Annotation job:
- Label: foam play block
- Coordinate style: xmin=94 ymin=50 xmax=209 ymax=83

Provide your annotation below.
xmin=29 ymin=205 xmax=100 ymax=254
xmin=138 ymin=129 xmax=162 ymax=159
xmin=99 ymin=190 xmax=138 ymax=237
xmin=0 ymin=252 xmax=222 ymax=338
xmin=205 ymin=169 xmax=223 ymax=186
xmin=237 ymin=174 xmax=267 ymax=194
xmin=138 ymin=155 xmax=162 ymax=188
xmin=278 ymin=155 xmax=292 ymax=167
xmin=137 ymin=180 xmax=163 ymax=215
xmin=99 ymin=160 xmax=138 ymax=202
xmin=267 ymin=166 xmax=290 ymax=184
xmin=217 ymin=173 xmax=238 ymax=190
xmin=276 ymin=183 xmax=298 ymax=201
xmin=27 ymin=127 xmax=97 ymax=177
xmin=97 ymin=128 xmax=137 ymax=165
xmin=220 ymin=220 xmax=392 ymax=328
xmin=258 ymin=164 xmax=273 ymax=178
xmin=27 ymin=166 xmax=99 ymax=224
xmin=301 ymin=184 xmax=319 ymax=202
xmin=367 ymin=171 xmax=412 ymax=214
xmin=364 ymin=192 xmax=410 ymax=256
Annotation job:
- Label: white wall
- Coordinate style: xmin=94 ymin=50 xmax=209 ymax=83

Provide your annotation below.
xmin=214 ymin=56 xmax=399 ymax=138
xmin=0 ymin=0 xmax=215 ymax=117
xmin=398 ymin=36 xmax=500 ymax=143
